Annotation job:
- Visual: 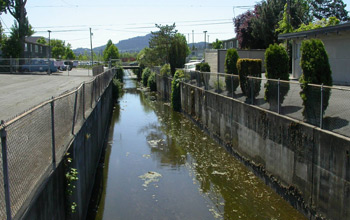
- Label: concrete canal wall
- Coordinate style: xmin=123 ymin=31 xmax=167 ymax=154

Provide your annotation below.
xmin=156 ymin=75 xmax=350 ymax=220
xmin=23 ymin=79 xmax=114 ymax=219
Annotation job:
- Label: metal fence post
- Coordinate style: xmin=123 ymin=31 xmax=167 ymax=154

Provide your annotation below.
xmin=217 ymin=74 xmax=219 ymax=93
xmin=231 ymin=75 xmax=234 ymax=98
xmin=83 ymin=83 xmax=86 ymax=120
xmin=320 ymin=84 xmax=324 ymax=129
xmin=250 ymin=77 xmax=254 ymax=105
xmin=10 ymin=56 xmax=12 ymax=74
xmin=1 ymin=121 xmax=12 ymax=220
xmin=50 ymin=98 xmax=56 ymax=169
xmin=72 ymin=91 xmax=78 ymax=135
xmin=278 ymin=78 xmax=280 ymax=114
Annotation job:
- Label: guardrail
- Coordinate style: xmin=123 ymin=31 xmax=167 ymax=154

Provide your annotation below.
xmin=176 ymin=70 xmax=350 ymax=137
xmin=0 ymin=68 xmax=115 ymax=219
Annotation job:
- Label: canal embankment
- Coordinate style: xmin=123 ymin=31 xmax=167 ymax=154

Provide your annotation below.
xmin=0 ymin=69 xmax=115 ymax=219
xmin=156 ymin=74 xmax=350 ymax=220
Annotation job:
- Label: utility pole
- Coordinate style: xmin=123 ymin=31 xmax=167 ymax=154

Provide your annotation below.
xmin=90 ymin=28 xmax=93 ymax=68
xmin=48 ymin=30 xmax=51 ymax=75
xmin=203 ymin=31 xmax=207 ymax=49
xmin=208 ymin=35 xmax=210 ymax=47
xmin=192 ymin=30 xmax=194 ymax=49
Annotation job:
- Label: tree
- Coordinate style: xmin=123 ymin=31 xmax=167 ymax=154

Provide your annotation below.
xmin=36 ymin=37 xmax=47 ymax=45
xmin=50 ymin=39 xmax=66 ymax=59
xmin=299 ymin=39 xmax=332 ymax=125
xmin=309 ymin=0 xmax=348 ymax=21
xmin=234 ymin=0 xmax=311 ymax=49
xmin=212 ymin=39 xmax=223 ymax=49
xmin=168 ymin=33 xmax=190 ymax=75
xmin=65 ymin=44 xmax=76 ymax=60
xmin=294 ymin=16 xmax=340 ymax=32
xmin=149 ymin=23 xmax=177 ymax=64
xmin=137 ymin=47 xmax=160 ymax=68
xmin=3 ymin=0 xmax=32 ymax=58
xmin=103 ymin=40 xmax=119 ymax=62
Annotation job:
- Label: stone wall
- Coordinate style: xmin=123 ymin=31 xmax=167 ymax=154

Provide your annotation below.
xmin=177 ymin=81 xmax=349 ymax=219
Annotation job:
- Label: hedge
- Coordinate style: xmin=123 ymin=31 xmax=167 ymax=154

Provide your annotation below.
xmin=141 ymin=67 xmax=152 ymax=87
xmin=237 ymin=59 xmax=262 ymax=101
xmin=264 ymin=44 xmax=290 ymax=111
xmin=147 ymin=71 xmax=157 ymax=92
xmin=300 ymin=39 xmax=332 ymax=125
xmin=225 ymin=48 xmax=240 ymax=94
xmin=171 ymin=70 xmax=184 ymax=111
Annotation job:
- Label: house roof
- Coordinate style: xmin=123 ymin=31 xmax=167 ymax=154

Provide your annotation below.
xmin=25 ymin=36 xmax=48 ymax=45
xmin=222 ymin=37 xmax=237 ymax=43
xmin=278 ymin=22 xmax=350 ymax=40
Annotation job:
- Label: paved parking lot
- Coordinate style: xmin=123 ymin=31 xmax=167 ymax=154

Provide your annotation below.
xmin=0 ymin=68 xmax=94 ymax=122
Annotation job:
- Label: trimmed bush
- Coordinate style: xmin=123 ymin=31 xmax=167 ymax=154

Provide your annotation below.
xmin=141 ymin=67 xmax=152 ymax=87
xmin=237 ymin=59 xmax=262 ymax=101
xmin=300 ymin=39 xmax=332 ymax=125
xmin=264 ymin=44 xmax=290 ymax=111
xmin=225 ymin=48 xmax=240 ymax=94
xmin=196 ymin=62 xmax=211 ymax=72
xmin=171 ymin=70 xmax=184 ymax=111
xmin=160 ymin=64 xmax=171 ymax=76
xmin=115 ymin=67 xmax=124 ymax=83
xmin=147 ymin=71 xmax=157 ymax=92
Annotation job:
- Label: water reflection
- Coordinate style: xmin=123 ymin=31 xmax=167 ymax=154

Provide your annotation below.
xmin=138 ymin=90 xmax=306 ymax=220
xmin=91 ymin=76 xmax=306 ymax=220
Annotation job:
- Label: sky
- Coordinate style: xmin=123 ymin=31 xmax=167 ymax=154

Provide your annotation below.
xmin=1 ymin=0 xmax=350 ymax=49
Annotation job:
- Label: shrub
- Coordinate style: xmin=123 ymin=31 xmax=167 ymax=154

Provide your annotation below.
xmin=141 ymin=67 xmax=152 ymax=87
xmin=196 ymin=62 xmax=211 ymax=72
xmin=112 ymin=77 xmax=123 ymax=101
xmin=237 ymin=59 xmax=262 ymax=101
xmin=300 ymin=39 xmax=332 ymax=125
xmin=225 ymin=48 xmax=240 ymax=94
xmin=147 ymin=71 xmax=157 ymax=92
xmin=160 ymin=64 xmax=171 ymax=76
xmin=195 ymin=63 xmax=211 ymax=89
xmin=264 ymin=44 xmax=290 ymax=111
xmin=171 ymin=70 xmax=184 ymax=111
xmin=115 ymin=67 xmax=124 ymax=83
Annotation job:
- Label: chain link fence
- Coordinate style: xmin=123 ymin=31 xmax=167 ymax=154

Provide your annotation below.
xmin=182 ymin=71 xmax=350 ymax=137
xmin=0 ymin=68 xmax=115 ymax=219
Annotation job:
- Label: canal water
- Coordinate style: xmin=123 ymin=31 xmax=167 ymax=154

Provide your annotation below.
xmin=88 ymin=74 xmax=306 ymax=220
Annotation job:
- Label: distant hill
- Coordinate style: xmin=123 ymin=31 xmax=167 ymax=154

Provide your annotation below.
xmin=73 ymin=33 xmax=206 ymax=55
xmin=74 ymin=34 xmax=152 ymax=55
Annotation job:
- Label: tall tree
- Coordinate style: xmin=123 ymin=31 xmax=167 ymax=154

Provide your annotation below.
xmin=149 ymin=23 xmax=177 ymax=64
xmin=3 ymin=0 xmax=31 ymax=58
xmin=212 ymin=39 xmax=223 ymax=49
xmin=36 ymin=37 xmax=47 ymax=45
xmin=168 ymin=33 xmax=190 ymax=75
xmin=309 ymin=0 xmax=349 ymax=21
xmin=234 ymin=9 xmax=261 ymax=49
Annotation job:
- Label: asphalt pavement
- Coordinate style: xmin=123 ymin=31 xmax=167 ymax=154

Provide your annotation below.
xmin=0 ymin=68 xmax=94 ymax=122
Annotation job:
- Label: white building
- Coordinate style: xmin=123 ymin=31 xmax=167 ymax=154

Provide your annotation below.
xmin=279 ymin=22 xmax=350 ymax=85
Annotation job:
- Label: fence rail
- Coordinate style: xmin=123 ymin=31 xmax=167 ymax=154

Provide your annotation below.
xmin=175 ymin=70 xmax=350 ymax=137
xmin=0 ymin=68 xmax=115 ymax=219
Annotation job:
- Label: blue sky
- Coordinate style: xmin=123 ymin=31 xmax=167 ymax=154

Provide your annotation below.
xmin=1 ymin=0 xmax=350 ymax=49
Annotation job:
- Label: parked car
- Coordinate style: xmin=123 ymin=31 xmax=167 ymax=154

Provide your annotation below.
xmin=21 ymin=59 xmax=58 ymax=73
xmin=64 ymin=61 xmax=73 ymax=70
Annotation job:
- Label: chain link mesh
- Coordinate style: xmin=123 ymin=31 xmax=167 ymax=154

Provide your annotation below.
xmin=0 ymin=68 xmax=114 ymax=219
xmin=6 ymin=104 xmax=52 ymax=219
xmin=180 ymin=71 xmax=350 ymax=137
xmin=0 ymin=133 xmax=5 ymax=220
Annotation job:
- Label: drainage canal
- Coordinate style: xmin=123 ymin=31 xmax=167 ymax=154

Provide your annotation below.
xmin=88 ymin=73 xmax=306 ymax=220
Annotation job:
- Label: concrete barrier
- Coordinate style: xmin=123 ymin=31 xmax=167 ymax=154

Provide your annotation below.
xmin=179 ymin=82 xmax=350 ymax=219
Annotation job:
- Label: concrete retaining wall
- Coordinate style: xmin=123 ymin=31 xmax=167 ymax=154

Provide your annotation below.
xmin=23 ymin=81 xmax=114 ymax=219
xmin=179 ymin=82 xmax=350 ymax=219
xmin=156 ymin=75 xmax=349 ymax=219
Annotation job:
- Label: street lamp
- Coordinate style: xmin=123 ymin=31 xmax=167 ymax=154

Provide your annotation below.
xmin=48 ymin=30 xmax=51 ymax=74
xmin=90 ymin=28 xmax=93 ymax=68
xmin=203 ymin=31 xmax=207 ymax=50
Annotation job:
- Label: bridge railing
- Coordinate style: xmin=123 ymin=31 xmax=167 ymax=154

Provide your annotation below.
xmin=174 ymin=70 xmax=350 ymax=138
xmin=0 ymin=68 xmax=115 ymax=219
